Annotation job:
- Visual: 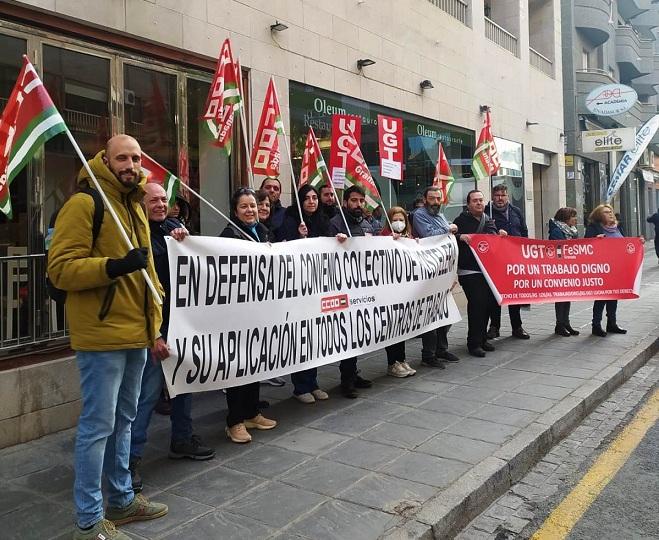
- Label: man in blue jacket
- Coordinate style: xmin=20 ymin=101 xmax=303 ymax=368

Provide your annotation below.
xmin=484 ymin=184 xmax=530 ymax=340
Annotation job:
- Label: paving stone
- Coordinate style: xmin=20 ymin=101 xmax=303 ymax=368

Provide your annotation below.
xmin=372 ymin=387 xmax=436 ymax=407
xmin=159 ymin=510 xmax=274 ymax=540
xmin=339 ymin=473 xmax=437 ymax=513
xmin=512 ymin=383 xmax=574 ymax=400
xmin=443 ymin=385 xmax=506 ymax=404
xmin=385 ymin=451 xmax=470 ymax=488
xmin=321 ymin=438 xmax=406 ymax=471
xmin=389 ymin=408 xmax=463 ymax=432
xmin=309 ymin=410 xmax=383 ymax=436
xmin=469 ymin=404 xmax=539 ymax=428
xmin=10 ymin=463 xmax=74 ymax=496
xmin=419 ymin=395 xmax=485 ymax=416
xmin=401 ymin=378 xmax=456 ymax=394
xmin=0 ymin=500 xmax=71 ymax=540
xmin=444 ymin=418 xmax=521 ymax=444
xmin=268 ymin=427 xmax=349 ymax=455
xmin=140 ymin=453 xmax=224 ymax=489
xmin=279 ymin=458 xmax=366 ymax=496
xmin=224 ymin=445 xmax=310 ymax=478
xmin=528 ymin=373 xmax=585 ymax=389
xmin=0 ymin=445 xmax=62 ymax=480
xmin=225 ymin=482 xmax=326 ymax=529
xmin=360 ymin=422 xmax=437 ymax=449
xmin=416 ymin=433 xmax=499 ymax=464
xmin=0 ymin=486 xmax=43 ymax=517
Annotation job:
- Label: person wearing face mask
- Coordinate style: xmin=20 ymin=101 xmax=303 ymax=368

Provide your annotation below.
xmin=219 ymin=188 xmax=277 ymax=443
xmin=412 ymin=186 xmax=460 ymax=368
xmin=380 ymin=207 xmax=417 ymax=378
xmin=279 ymin=185 xmax=331 ymax=402
xmin=328 ymin=186 xmax=374 ymax=398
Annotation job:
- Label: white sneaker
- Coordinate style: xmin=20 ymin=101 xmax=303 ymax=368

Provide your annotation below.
xmin=401 ymin=361 xmax=417 ymax=376
xmin=387 ymin=362 xmax=409 ymax=378
xmin=311 ymin=389 xmax=329 ymax=400
xmin=295 ymin=392 xmax=315 ymax=404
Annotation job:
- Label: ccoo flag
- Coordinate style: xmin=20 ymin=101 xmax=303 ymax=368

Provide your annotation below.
xmin=299 ymin=127 xmax=330 ymax=189
xmin=471 ymin=110 xmax=500 ymax=180
xmin=432 ymin=143 xmax=455 ymax=205
xmin=251 ymin=77 xmax=285 ymax=178
xmin=141 ymin=152 xmax=180 ymax=207
xmin=0 ymin=56 xmax=67 ymax=218
xmin=343 ymin=129 xmax=383 ymax=212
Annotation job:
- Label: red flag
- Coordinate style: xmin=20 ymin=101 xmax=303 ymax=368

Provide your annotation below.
xmin=471 ymin=110 xmax=500 ymax=180
xmin=343 ymin=129 xmax=382 ymax=211
xmin=329 ymin=114 xmax=362 ymax=189
xmin=432 ymin=143 xmax=455 ymax=205
xmin=141 ymin=152 xmax=180 ymax=207
xmin=251 ymin=78 xmax=284 ymax=178
xmin=299 ymin=127 xmax=330 ymax=189
xmin=377 ymin=114 xmax=403 ymax=181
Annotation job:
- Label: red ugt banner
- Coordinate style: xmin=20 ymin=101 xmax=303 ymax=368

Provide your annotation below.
xmin=329 ymin=114 xmax=361 ymax=189
xmin=469 ymin=235 xmax=644 ymax=305
xmin=377 ymin=114 xmax=403 ymax=181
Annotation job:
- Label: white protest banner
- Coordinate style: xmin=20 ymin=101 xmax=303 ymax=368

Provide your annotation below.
xmin=162 ymin=235 xmax=460 ymax=396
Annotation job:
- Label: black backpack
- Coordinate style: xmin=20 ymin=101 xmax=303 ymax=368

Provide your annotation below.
xmin=45 ymin=184 xmax=105 ymax=304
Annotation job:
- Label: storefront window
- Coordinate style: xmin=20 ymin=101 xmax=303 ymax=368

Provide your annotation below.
xmin=491 ymin=137 xmax=524 ymax=217
xmin=289 ymin=82 xmax=475 ymax=221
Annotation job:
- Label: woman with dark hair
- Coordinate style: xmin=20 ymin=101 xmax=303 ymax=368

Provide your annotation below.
xmin=256 ymin=189 xmax=272 ymax=229
xmin=220 ymin=187 xmax=277 ymax=442
xmin=380 ymin=207 xmax=417 ymax=377
xmin=278 ymin=185 xmax=330 ymax=403
xmin=548 ymin=207 xmax=579 ymax=337
xmin=585 ymin=204 xmax=644 ymax=337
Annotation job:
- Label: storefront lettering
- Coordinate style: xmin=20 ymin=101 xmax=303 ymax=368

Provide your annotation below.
xmin=314 ymin=98 xmax=346 ymax=116
xmin=417 ymin=124 xmax=436 ymax=138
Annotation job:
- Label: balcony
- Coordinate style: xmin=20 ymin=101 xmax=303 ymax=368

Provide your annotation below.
xmin=616 ymin=25 xmax=649 ymax=82
xmin=633 ymin=71 xmax=659 ymax=97
xmin=426 ymin=0 xmax=468 ymax=25
xmin=574 ymin=0 xmax=612 ymax=48
xmin=530 ymin=47 xmax=554 ymax=78
xmin=485 ymin=16 xmax=519 ymax=57
xmin=618 ymin=0 xmax=647 ymax=21
xmin=576 ymin=69 xmax=617 ymax=117
xmin=630 ymin=6 xmax=659 ymax=40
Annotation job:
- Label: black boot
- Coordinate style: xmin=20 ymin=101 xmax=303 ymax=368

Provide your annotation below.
xmin=565 ymin=324 xmax=580 ymax=336
xmin=592 ymin=324 xmax=607 ymax=337
xmin=606 ymin=322 xmax=627 ymax=334
xmin=554 ymin=324 xmax=571 ymax=337
xmin=129 ymin=456 xmax=142 ymax=493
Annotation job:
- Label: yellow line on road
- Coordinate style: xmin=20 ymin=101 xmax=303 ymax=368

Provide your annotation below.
xmin=531 ymin=388 xmax=659 ymax=540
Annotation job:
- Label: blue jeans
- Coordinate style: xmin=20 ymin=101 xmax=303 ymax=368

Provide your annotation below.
xmin=291 ymin=368 xmax=319 ymax=395
xmin=131 ymin=352 xmax=193 ymax=458
xmin=74 ymin=349 xmax=147 ymax=528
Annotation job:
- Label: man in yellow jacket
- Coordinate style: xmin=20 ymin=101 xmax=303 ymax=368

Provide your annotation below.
xmin=48 ymin=135 xmax=167 ymax=540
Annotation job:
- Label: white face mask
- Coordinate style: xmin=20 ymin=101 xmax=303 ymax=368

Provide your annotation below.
xmin=391 ymin=220 xmax=406 ymax=233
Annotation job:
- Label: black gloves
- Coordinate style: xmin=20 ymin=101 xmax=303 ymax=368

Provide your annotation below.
xmin=106 ymin=247 xmax=148 ymax=279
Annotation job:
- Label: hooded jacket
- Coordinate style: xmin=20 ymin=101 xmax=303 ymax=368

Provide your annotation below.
xmin=47 ymin=150 xmax=163 ymax=351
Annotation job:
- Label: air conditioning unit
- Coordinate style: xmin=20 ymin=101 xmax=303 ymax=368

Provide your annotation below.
xmin=124 ymin=89 xmax=135 ymax=106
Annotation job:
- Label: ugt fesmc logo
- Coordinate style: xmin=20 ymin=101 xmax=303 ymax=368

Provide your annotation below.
xmin=321 ymin=294 xmax=349 ymax=313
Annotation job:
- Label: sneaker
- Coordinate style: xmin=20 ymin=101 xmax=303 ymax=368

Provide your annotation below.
xmin=486 ymin=326 xmax=500 ymax=339
xmin=106 ymin=493 xmax=168 ymax=526
xmin=169 ymin=435 xmax=215 ymax=460
xmin=354 ymin=375 xmax=373 ymax=388
xmin=311 ymin=389 xmax=329 ymax=400
xmin=128 ymin=456 xmax=142 ymax=494
xmin=295 ymin=392 xmax=315 ymax=404
xmin=226 ymin=423 xmax=252 ymax=443
xmin=387 ymin=362 xmax=409 ymax=378
xmin=400 ymin=362 xmax=417 ymax=376
xmin=437 ymin=351 xmax=460 ymax=363
xmin=262 ymin=377 xmax=286 ymax=387
xmin=73 ymin=519 xmax=131 ymax=540
xmin=421 ymin=358 xmax=446 ymax=369
xmin=244 ymin=414 xmax=277 ymax=430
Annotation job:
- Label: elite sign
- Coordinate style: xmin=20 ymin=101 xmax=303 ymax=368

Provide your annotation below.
xmin=585 ymin=84 xmax=638 ymax=116
xmin=581 ymin=127 xmax=636 ymax=153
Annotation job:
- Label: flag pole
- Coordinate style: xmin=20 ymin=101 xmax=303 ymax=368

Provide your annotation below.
xmin=330 ymin=183 xmax=353 ymax=238
xmin=63 ymin=129 xmax=162 ymax=304
xmin=177 ymin=182 xmax=256 ymax=242
xmin=236 ymin=57 xmax=255 ymax=190
xmin=381 ymin=177 xmax=394 ymax=233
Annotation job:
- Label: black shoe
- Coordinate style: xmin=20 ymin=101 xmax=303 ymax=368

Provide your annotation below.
xmin=512 ymin=327 xmax=530 ymax=339
xmin=169 ymin=435 xmax=216 ymax=461
xmin=486 ymin=326 xmax=500 ymax=340
xmin=554 ymin=324 xmax=571 ymax=337
xmin=421 ymin=358 xmax=446 ymax=369
xmin=469 ymin=347 xmax=486 ymax=358
xmin=565 ymin=324 xmax=580 ymax=336
xmin=592 ymin=324 xmax=607 ymax=337
xmin=340 ymin=383 xmax=358 ymax=399
xmin=606 ymin=323 xmax=627 ymax=334
xmin=437 ymin=351 xmax=460 ymax=363
xmin=481 ymin=341 xmax=495 ymax=352
xmin=354 ymin=375 xmax=372 ymax=388
xmin=129 ymin=456 xmax=142 ymax=493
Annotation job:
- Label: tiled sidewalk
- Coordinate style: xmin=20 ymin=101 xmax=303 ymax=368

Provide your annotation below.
xmin=2 ymin=251 xmax=658 ymax=540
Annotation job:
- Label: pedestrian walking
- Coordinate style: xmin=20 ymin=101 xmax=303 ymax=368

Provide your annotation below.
xmin=647 ymin=211 xmax=659 ymax=262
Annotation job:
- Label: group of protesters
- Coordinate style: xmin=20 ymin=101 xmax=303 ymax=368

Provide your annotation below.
xmin=47 ymin=135 xmax=644 ymax=540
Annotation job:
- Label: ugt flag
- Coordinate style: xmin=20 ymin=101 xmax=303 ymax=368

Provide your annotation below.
xmin=0 ymin=56 xmax=67 ymax=218
xmin=432 ymin=143 xmax=455 ymax=205
xmin=141 ymin=152 xmax=180 ymax=207
xmin=299 ymin=127 xmax=330 ymax=189
xmin=343 ymin=129 xmax=383 ymax=212
xmin=251 ymin=77 xmax=284 ymax=178
xmin=471 ymin=110 xmax=500 ymax=180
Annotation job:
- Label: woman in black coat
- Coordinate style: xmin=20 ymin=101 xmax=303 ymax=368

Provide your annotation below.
xmin=548 ymin=207 xmax=579 ymax=336
xmin=220 ymin=188 xmax=277 ymax=442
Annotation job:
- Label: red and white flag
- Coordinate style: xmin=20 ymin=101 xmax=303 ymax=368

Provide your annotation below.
xmin=432 ymin=143 xmax=455 ymax=205
xmin=471 ymin=110 xmax=500 ymax=180
xmin=141 ymin=152 xmax=180 ymax=207
xmin=251 ymin=77 xmax=284 ymax=178
xmin=377 ymin=114 xmax=403 ymax=181
xmin=343 ymin=129 xmax=383 ymax=212
xmin=299 ymin=127 xmax=330 ymax=189
xmin=329 ymin=114 xmax=361 ymax=189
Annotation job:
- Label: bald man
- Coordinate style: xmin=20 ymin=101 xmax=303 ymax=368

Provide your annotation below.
xmin=48 ymin=135 xmax=168 ymax=540
xmin=129 ymin=183 xmax=214 ymax=496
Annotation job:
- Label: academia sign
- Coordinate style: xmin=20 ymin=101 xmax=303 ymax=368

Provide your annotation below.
xmin=585 ymin=84 xmax=637 ymax=116
xmin=162 ymin=235 xmax=461 ymax=396
xmin=581 ymin=127 xmax=636 ymax=153
xmin=469 ymin=236 xmax=643 ymax=306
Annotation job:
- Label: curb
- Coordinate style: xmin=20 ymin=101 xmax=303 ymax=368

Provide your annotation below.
xmin=382 ymin=333 xmax=659 ymax=540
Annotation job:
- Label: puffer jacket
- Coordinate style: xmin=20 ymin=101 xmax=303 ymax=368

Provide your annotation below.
xmin=48 ymin=150 xmax=163 ymax=351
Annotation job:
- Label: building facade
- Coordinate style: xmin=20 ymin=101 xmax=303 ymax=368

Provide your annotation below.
xmin=0 ymin=0 xmax=564 ymax=446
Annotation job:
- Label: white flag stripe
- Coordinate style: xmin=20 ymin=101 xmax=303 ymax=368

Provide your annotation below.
xmin=7 ymin=112 xmax=65 ymax=176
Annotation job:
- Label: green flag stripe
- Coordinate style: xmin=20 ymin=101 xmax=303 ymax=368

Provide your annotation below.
xmin=164 ymin=175 xmax=180 ymax=206
xmin=0 ymin=197 xmax=12 ymax=219
xmin=9 ymin=106 xmax=62 ymax=159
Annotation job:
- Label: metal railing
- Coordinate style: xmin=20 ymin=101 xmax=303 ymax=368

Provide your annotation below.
xmin=530 ymin=47 xmax=554 ymax=78
xmin=485 ymin=16 xmax=519 ymax=57
xmin=426 ymin=0 xmax=469 ymax=25
xmin=0 ymin=253 xmax=68 ymax=356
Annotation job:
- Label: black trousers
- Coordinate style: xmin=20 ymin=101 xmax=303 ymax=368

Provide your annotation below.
xmin=459 ymin=273 xmax=498 ymax=351
xmin=592 ymin=300 xmax=618 ymax=326
xmin=489 ymin=304 xmax=522 ymax=330
xmin=420 ymin=325 xmax=450 ymax=361
xmin=226 ymin=382 xmax=260 ymax=427
xmin=385 ymin=341 xmax=406 ymax=365
xmin=339 ymin=357 xmax=357 ymax=384
xmin=555 ymin=302 xmax=571 ymax=325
